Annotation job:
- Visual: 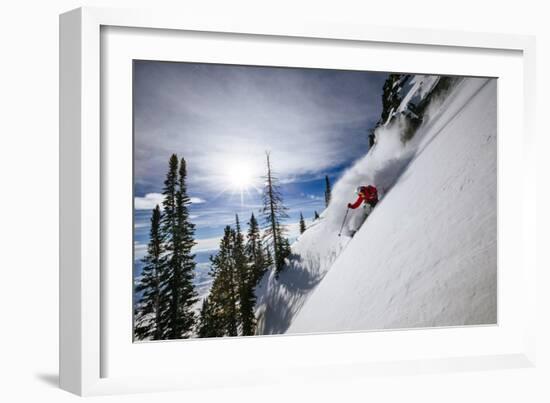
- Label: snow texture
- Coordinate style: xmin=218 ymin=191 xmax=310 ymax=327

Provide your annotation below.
xmin=256 ymin=76 xmax=497 ymax=335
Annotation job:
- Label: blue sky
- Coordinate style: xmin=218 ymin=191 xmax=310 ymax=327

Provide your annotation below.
xmin=133 ymin=60 xmax=388 ymax=298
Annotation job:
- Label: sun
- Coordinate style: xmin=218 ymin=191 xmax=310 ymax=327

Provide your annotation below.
xmin=226 ymin=161 xmax=254 ymax=191
xmin=219 ymin=159 xmax=261 ymax=205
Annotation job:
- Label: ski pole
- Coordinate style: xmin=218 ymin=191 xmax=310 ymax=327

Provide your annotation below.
xmin=338 ymin=208 xmax=350 ymax=237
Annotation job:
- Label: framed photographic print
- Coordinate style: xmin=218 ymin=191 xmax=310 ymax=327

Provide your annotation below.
xmin=60 ymin=7 xmax=537 ymax=396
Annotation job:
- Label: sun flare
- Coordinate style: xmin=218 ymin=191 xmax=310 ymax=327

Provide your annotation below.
xmin=227 ymin=162 xmax=254 ymax=191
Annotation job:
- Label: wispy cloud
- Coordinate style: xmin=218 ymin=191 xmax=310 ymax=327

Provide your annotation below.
xmin=302 ymin=193 xmax=323 ymax=201
xmin=192 ymin=237 xmax=222 ymax=253
xmin=135 ymin=192 xmax=206 ymax=210
xmin=136 ymin=236 xmax=221 ymax=257
xmin=134 ymin=193 xmax=163 ymax=210
xmin=134 ymin=241 xmax=147 ymax=260
xmin=134 ymin=62 xmax=387 ymax=194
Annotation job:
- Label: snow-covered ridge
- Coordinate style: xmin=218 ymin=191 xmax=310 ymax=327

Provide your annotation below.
xmin=256 ymin=76 xmax=497 ymax=335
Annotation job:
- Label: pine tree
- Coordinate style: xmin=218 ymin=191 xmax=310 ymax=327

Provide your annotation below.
xmin=324 ymin=175 xmax=332 ymax=207
xmin=159 ymin=154 xmax=198 ymax=339
xmin=209 ymin=226 xmax=240 ymax=336
xmin=260 ymin=152 xmax=290 ymax=274
xmin=197 ymin=297 xmax=224 ymax=338
xmin=245 ymin=213 xmax=268 ymax=284
xmin=265 ymin=247 xmax=274 ymax=269
xmin=134 ymin=205 xmax=165 ymax=341
xmin=159 ymin=154 xmax=178 ymax=338
xmin=205 ymin=216 xmax=268 ymax=338
xmin=197 ymin=298 xmax=212 ymax=337
xmin=280 ymin=236 xmax=291 ymax=261
xmin=234 ymin=215 xmax=256 ymax=336
xmin=299 ymin=212 xmax=306 ymax=234
xmin=175 ymin=157 xmax=199 ymax=335
xmin=314 ymin=211 xmax=320 ymax=220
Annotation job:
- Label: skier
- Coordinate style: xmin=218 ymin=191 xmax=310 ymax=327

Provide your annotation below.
xmin=347 ymin=185 xmax=378 ymax=211
xmin=338 ymin=185 xmax=380 ymax=237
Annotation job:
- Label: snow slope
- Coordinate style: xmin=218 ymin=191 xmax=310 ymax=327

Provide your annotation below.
xmin=255 ymin=217 xmax=349 ymax=334
xmin=256 ymin=76 xmax=497 ymax=335
xmin=289 ymin=77 xmax=497 ymax=333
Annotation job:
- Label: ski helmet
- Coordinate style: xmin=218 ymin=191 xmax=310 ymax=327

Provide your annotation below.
xmin=356 ymin=186 xmax=363 ymax=194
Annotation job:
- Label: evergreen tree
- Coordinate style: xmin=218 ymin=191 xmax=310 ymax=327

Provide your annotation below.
xmin=234 ymin=215 xmax=256 ymax=336
xmin=280 ymin=236 xmax=291 ymax=261
xmin=314 ymin=211 xmax=320 ymax=220
xmin=197 ymin=298 xmax=212 ymax=337
xmin=197 ymin=297 xmax=224 ymax=338
xmin=245 ymin=213 xmax=269 ymax=284
xmin=175 ymin=157 xmax=199 ymax=334
xmin=264 ymin=247 xmax=274 ymax=270
xmin=205 ymin=216 xmax=268 ymax=338
xmin=159 ymin=154 xmax=198 ymax=339
xmin=209 ymin=226 xmax=240 ymax=336
xmin=260 ymin=152 xmax=290 ymax=274
xmin=324 ymin=175 xmax=332 ymax=207
xmin=134 ymin=205 xmax=165 ymax=341
xmin=299 ymin=212 xmax=306 ymax=234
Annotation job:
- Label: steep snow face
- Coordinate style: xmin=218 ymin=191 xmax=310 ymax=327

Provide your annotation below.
xmin=288 ymin=78 xmax=497 ymax=333
xmin=255 ymin=76 xmax=496 ymax=335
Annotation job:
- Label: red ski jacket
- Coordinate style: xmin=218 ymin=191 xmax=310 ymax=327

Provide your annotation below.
xmin=348 ymin=185 xmax=378 ymax=209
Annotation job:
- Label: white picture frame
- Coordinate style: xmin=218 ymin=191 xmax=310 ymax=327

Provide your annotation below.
xmin=59 ymin=6 xmax=537 ymax=396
